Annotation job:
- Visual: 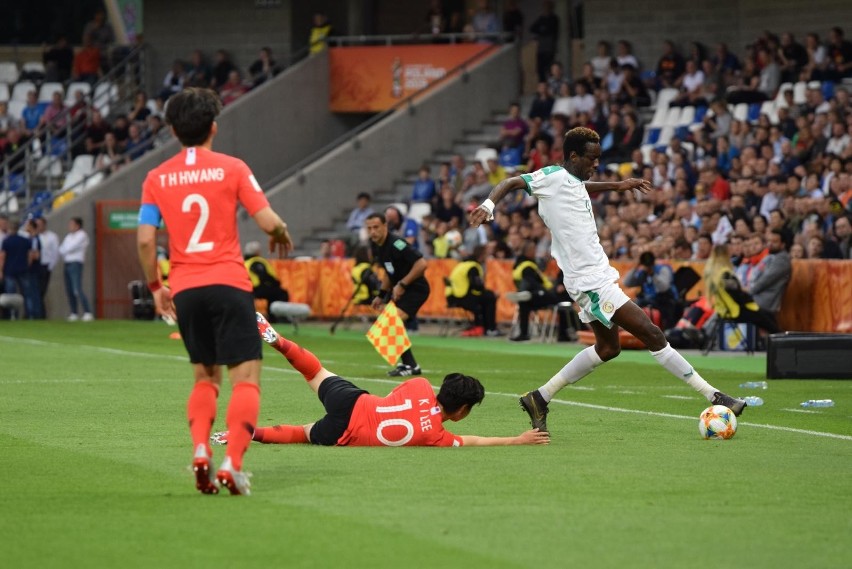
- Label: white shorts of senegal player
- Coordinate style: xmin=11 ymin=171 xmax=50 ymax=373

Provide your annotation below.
xmin=567 ymin=279 xmax=631 ymax=329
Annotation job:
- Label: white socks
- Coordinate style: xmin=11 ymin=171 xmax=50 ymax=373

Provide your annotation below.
xmin=539 ymin=343 xmax=717 ymax=403
xmin=650 ymin=343 xmax=717 ymax=401
xmin=539 ymin=346 xmax=603 ymax=402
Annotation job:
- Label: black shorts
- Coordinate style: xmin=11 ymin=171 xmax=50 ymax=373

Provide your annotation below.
xmin=395 ymin=283 xmax=430 ymax=318
xmin=309 ymin=376 xmax=369 ymax=446
xmin=173 ymin=285 xmax=262 ymax=365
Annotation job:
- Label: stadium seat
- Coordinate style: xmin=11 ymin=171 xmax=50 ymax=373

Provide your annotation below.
xmin=93 ymin=81 xmax=118 ymax=106
xmin=0 ymin=82 xmax=9 ymax=103
xmin=82 ymin=171 xmax=105 ymax=192
xmin=7 ymin=100 xmax=25 ymax=121
xmin=663 ymin=106 xmax=681 ymax=127
xmin=0 ymin=62 xmax=18 ymax=84
xmin=648 ymin=88 xmax=679 ymax=127
xmin=792 ymin=81 xmax=807 ymax=105
xmin=21 ymin=61 xmax=45 ymax=76
xmin=61 ymin=171 xmax=85 ymax=192
xmin=645 ymin=128 xmax=661 ymax=146
xmin=38 ymin=82 xmax=64 ymax=103
xmin=822 ymin=81 xmax=834 ymax=101
xmin=760 ymin=100 xmax=778 ymax=124
xmin=677 ymin=106 xmax=695 ymax=127
xmin=733 ymin=103 xmax=749 ymax=122
xmin=474 ymin=147 xmax=498 ymax=167
xmin=693 ymin=105 xmax=708 ymax=123
xmin=11 ymin=81 xmax=36 ymax=102
xmin=35 ymin=156 xmax=62 ymax=177
xmin=51 ymin=190 xmax=75 ymax=210
xmin=747 ymin=103 xmax=762 ymax=123
xmin=64 ymin=82 xmax=92 ymax=105
xmin=408 ymin=202 xmax=432 ymax=224
xmin=27 ymin=190 xmax=53 ymax=217
xmin=69 ymin=154 xmax=95 ymax=176
xmin=656 ymin=126 xmax=675 ymax=148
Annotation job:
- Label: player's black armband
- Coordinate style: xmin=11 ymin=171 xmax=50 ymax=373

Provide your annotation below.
xmin=381 ymin=289 xmax=392 ymax=302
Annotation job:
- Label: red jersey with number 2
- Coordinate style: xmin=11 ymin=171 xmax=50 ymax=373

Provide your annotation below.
xmin=141 ymin=147 xmax=270 ymax=294
xmin=338 ymin=377 xmax=464 ymax=447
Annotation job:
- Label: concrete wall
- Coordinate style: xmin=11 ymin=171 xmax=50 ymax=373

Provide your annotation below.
xmin=143 ymin=0 xmax=295 ymax=94
xmin=242 ymin=44 xmax=521 ymax=248
xmin=44 ymin=53 xmax=356 ymax=318
xmin=583 ymin=0 xmax=852 ymax=73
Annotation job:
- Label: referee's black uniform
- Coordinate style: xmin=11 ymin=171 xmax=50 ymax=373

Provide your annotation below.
xmin=371 ymin=232 xmax=430 ymax=376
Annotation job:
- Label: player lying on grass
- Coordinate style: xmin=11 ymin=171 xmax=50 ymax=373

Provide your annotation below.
xmin=211 ymin=313 xmax=549 ymax=448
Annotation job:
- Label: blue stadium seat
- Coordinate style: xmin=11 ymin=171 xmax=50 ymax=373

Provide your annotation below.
xmin=675 ymin=126 xmax=690 ymax=140
xmin=2 ymin=173 xmax=24 ymax=196
xmin=822 ymin=81 xmax=835 ymax=101
xmin=646 ymin=128 xmax=661 ymax=145
xmin=747 ymin=103 xmax=762 ymax=123
xmin=27 ymin=191 xmax=53 ymax=217
xmin=693 ymin=106 xmax=708 ymax=123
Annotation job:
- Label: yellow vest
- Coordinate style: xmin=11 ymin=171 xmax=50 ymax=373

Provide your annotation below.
xmin=446 ymin=261 xmax=482 ymax=298
xmin=512 ymin=259 xmax=552 ymax=290
xmin=158 ymin=258 xmax=170 ymax=288
xmin=245 ymin=256 xmax=276 ymax=288
xmin=352 ymin=262 xmax=373 ymax=304
xmin=310 ymin=24 xmax=332 ymax=54
xmin=707 ymin=269 xmax=759 ymax=319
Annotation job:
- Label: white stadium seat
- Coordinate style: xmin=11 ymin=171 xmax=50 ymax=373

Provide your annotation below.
xmin=0 ymin=82 xmax=9 ymax=103
xmin=733 ymin=103 xmax=749 ymax=123
xmin=11 ymin=80 xmax=36 ymax=102
xmin=38 ymin=82 xmax=64 ymax=103
xmin=474 ymin=147 xmax=498 ymax=167
xmin=793 ymin=81 xmax=807 ymax=105
xmin=69 ymin=154 xmax=95 ymax=176
xmin=0 ymin=62 xmax=18 ymax=84
xmin=64 ymin=82 xmax=92 ymax=105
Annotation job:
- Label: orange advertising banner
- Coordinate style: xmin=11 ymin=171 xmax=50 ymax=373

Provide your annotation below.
xmin=329 ymin=44 xmax=496 ymax=112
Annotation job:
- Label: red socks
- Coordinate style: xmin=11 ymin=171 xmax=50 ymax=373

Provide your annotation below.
xmin=277 ymin=338 xmax=322 ymax=381
xmin=253 ymin=424 xmax=309 ymax=444
xmin=225 ymin=382 xmax=260 ymax=471
xmin=187 ymin=381 xmax=219 ymax=454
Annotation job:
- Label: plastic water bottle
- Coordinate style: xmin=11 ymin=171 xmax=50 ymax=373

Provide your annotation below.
xmin=743 ymin=396 xmax=764 ymax=406
xmin=800 ymin=399 xmax=835 ymax=408
xmin=739 ymin=381 xmax=768 ymax=390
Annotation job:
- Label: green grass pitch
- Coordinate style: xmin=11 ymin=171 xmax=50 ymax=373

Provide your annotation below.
xmin=1 ymin=320 xmax=850 ymax=568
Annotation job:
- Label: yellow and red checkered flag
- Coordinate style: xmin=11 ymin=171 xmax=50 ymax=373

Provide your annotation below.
xmin=366 ymin=302 xmax=411 ymax=366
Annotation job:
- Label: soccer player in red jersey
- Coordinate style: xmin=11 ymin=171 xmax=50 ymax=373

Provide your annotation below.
xmin=137 ymin=88 xmax=293 ymax=496
xmin=212 ymin=313 xmax=549 ymax=448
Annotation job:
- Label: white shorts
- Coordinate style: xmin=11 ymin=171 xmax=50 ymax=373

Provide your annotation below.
xmin=568 ymin=280 xmax=631 ymax=329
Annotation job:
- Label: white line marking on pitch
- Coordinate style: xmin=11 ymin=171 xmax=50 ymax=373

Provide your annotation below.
xmin=662 ymin=395 xmax=696 ymax=400
xmin=2 ymin=335 xmax=850 ymax=442
xmin=780 ymin=408 xmax=820 ymax=414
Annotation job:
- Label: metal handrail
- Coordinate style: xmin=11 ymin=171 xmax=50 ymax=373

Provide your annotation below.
xmin=0 ymin=44 xmax=147 ymax=215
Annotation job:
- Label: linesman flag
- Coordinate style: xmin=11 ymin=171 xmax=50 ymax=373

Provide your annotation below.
xmin=366 ymin=302 xmax=411 ymax=366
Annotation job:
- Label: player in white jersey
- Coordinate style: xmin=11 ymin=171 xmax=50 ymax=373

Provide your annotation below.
xmin=469 ymin=127 xmax=746 ymax=432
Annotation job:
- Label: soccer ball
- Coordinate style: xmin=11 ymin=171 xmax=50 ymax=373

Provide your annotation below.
xmin=698 ymin=405 xmax=738 ymax=440
xmin=445 ymin=229 xmax=462 ymax=249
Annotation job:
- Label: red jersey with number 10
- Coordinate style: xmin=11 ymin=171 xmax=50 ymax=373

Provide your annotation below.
xmin=338 ymin=377 xmax=464 ymax=447
xmin=141 ymin=147 xmax=270 ymax=294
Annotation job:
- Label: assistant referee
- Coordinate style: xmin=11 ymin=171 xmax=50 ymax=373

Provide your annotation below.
xmin=366 ymin=212 xmax=430 ymax=376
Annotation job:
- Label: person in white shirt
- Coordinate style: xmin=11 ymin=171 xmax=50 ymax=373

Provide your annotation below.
xmin=58 ymin=217 xmax=93 ymax=321
xmin=469 ymin=127 xmax=747 ymax=434
xmin=35 ymin=217 xmax=59 ymax=307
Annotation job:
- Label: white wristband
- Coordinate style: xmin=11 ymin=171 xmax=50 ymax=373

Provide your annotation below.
xmin=481 ymin=199 xmax=495 ymax=220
